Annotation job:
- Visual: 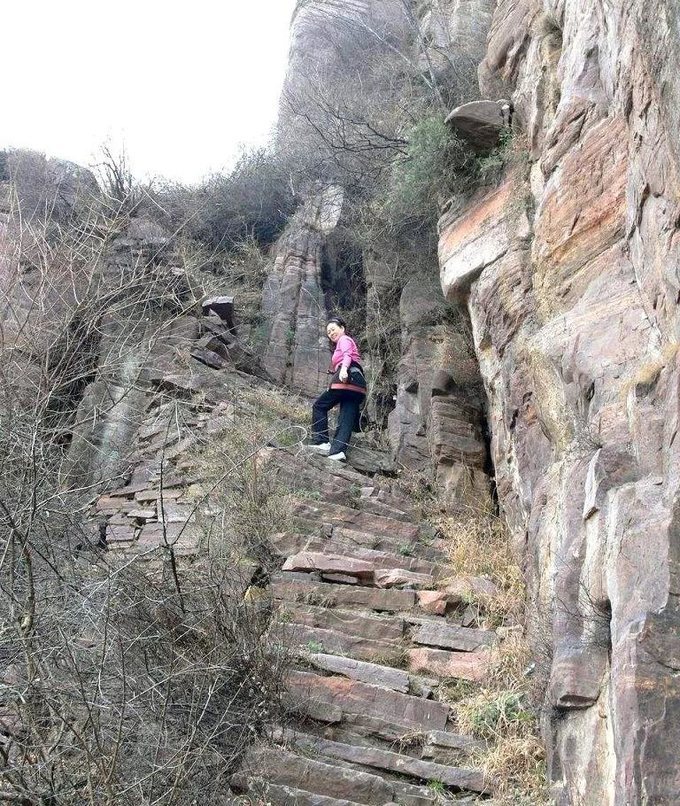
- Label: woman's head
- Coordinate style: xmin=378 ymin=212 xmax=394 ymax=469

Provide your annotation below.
xmin=326 ymin=317 xmax=346 ymax=344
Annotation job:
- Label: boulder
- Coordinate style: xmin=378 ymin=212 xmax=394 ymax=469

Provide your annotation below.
xmin=201 ymin=295 xmax=235 ymax=329
xmin=445 ymin=99 xmax=511 ymax=151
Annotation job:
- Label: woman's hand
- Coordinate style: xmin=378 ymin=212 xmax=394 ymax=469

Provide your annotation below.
xmin=339 ymin=367 xmax=349 ymax=382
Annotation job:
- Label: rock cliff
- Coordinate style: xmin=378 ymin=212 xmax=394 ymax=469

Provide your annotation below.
xmin=272 ymin=0 xmax=680 ymax=800
xmin=439 ymin=0 xmax=680 ymax=802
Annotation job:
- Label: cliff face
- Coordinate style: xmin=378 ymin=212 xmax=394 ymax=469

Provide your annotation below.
xmin=439 ymin=0 xmax=680 ymax=801
xmin=276 ymin=0 xmax=680 ymax=799
xmin=261 ymin=186 xmax=343 ymax=396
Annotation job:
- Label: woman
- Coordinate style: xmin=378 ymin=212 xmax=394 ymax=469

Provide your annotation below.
xmin=309 ymin=317 xmax=366 ymax=461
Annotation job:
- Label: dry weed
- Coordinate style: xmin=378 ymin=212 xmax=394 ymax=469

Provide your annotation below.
xmin=437 ymin=512 xmax=525 ymax=626
xmin=435 ymin=510 xmax=547 ymax=802
xmin=240 ymin=383 xmax=310 ymax=428
xmin=190 ymin=411 xmax=294 ymax=567
xmin=481 ymin=735 xmax=549 ymax=805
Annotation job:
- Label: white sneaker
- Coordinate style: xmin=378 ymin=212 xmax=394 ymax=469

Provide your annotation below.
xmin=328 ymin=451 xmax=346 ymax=462
xmin=308 ymin=442 xmax=331 ymax=455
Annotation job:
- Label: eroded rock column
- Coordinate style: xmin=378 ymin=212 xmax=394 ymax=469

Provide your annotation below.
xmin=261 ymin=187 xmax=343 ymax=397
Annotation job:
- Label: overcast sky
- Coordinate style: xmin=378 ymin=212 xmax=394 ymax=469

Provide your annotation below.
xmin=3 ymin=1 xmax=297 ymax=184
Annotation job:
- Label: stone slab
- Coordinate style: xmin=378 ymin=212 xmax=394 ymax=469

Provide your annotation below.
xmin=288 ymin=733 xmax=489 ymax=793
xmin=412 ymin=622 xmax=497 ymax=652
xmin=271 ymin=574 xmax=417 ymax=612
xmin=285 ymin=670 xmax=450 ymax=732
xmin=308 ymin=653 xmax=410 ymax=693
xmin=407 ymin=648 xmax=489 ymax=682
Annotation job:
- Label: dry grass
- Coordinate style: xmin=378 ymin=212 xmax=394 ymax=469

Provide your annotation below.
xmin=240 ymin=383 xmax=310 ymax=428
xmin=456 ymin=639 xmax=548 ymax=804
xmin=481 ymin=735 xmax=549 ymax=805
xmin=437 ymin=512 xmax=525 ymax=627
xmin=190 ymin=411 xmax=294 ymax=567
xmin=435 ymin=510 xmax=548 ymax=803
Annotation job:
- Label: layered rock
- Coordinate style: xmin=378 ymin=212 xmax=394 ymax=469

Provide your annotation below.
xmin=261 ymin=186 xmax=343 ymax=396
xmin=387 ymin=275 xmax=490 ymax=508
xmin=439 ymin=0 xmax=680 ymax=801
xmin=229 ymin=450 xmax=500 ymax=803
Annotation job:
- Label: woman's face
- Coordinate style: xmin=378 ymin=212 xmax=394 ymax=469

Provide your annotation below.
xmin=326 ymin=322 xmax=345 ymax=343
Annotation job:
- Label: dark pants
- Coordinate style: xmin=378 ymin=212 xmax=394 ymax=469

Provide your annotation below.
xmin=312 ymin=389 xmax=364 ymax=455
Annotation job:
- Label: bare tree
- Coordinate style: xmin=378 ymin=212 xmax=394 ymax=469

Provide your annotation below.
xmin=0 ymin=164 xmax=289 ymax=804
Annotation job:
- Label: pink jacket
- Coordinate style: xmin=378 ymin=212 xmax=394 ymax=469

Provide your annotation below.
xmin=331 ymin=335 xmax=362 ymax=371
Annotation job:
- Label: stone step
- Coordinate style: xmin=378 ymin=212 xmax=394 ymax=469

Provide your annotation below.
xmin=282 ymin=603 xmax=406 ymax=642
xmin=277 ymin=623 xmax=401 ymax=663
xmin=285 ymin=670 xmax=451 ymax=733
xmin=374 ymin=569 xmax=435 ymax=589
xmin=233 ymin=744 xmax=466 ymax=805
xmin=272 ymin=573 xmax=417 ymax=612
xmin=332 ymin=526 xmax=443 ymax=562
xmin=421 ymin=730 xmax=486 ymax=763
xmin=411 ymin=622 xmax=497 ymax=652
xmin=281 ymin=731 xmax=490 ymax=794
xmin=295 ymin=723 xmax=482 ymax=763
xmin=231 ymin=746 xmax=394 ymax=804
xmin=287 ymin=453 xmax=385 ymax=488
xmin=282 ymin=552 xmax=375 ymax=581
xmin=293 ymin=500 xmax=419 ymax=542
xmin=275 ymin=533 xmax=438 ymax=577
xmin=240 ymin=783 xmax=364 ymax=805
xmin=281 ymin=552 xmax=441 ymax=591
xmin=407 ymin=647 xmax=490 ymax=682
xmin=307 ymin=653 xmax=411 ymax=693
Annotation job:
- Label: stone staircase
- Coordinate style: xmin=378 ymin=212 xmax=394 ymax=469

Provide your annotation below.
xmin=87 ymin=308 xmax=498 ymax=804
xmin=232 ymin=452 xmax=498 ymax=804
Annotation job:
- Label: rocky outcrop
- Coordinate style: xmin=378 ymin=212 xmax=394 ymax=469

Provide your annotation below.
xmin=445 ymin=99 xmax=511 ymax=150
xmin=387 ymin=275 xmax=490 ymax=509
xmin=439 ymin=0 xmax=680 ymax=802
xmin=261 ymin=186 xmax=343 ymax=396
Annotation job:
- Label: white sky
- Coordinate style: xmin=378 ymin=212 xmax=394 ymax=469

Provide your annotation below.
xmin=3 ymin=1 xmax=298 ymax=185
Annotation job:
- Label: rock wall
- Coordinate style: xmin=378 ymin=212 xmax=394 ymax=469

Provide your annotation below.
xmin=261 ymin=186 xmax=343 ymax=397
xmin=386 ymin=274 xmax=490 ymax=509
xmin=439 ymin=0 xmax=680 ymax=802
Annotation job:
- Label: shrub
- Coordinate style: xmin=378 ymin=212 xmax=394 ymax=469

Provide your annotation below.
xmin=386 ymin=116 xmax=473 ymax=238
xmin=0 ymin=550 xmax=288 ymax=804
xmin=0 ymin=178 xmax=291 ymax=805
xmin=190 ymin=412 xmax=294 ymax=570
xmin=153 ymin=147 xmax=295 ymax=251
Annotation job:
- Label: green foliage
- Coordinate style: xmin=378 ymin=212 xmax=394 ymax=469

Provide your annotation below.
xmin=428 ymin=779 xmax=445 ymax=794
xmin=475 ymin=127 xmax=516 ymax=183
xmin=386 ymin=116 xmax=472 ymax=237
xmin=306 ymin=640 xmax=324 ymax=653
xmin=465 ymin=691 xmax=533 ymax=740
